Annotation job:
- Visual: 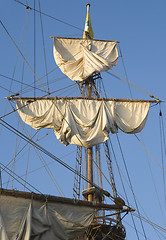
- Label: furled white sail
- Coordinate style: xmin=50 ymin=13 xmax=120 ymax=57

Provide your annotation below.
xmin=53 ymin=37 xmax=118 ymax=81
xmin=0 ymin=194 xmax=95 ymax=240
xmin=14 ymin=98 xmax=150 ymax=148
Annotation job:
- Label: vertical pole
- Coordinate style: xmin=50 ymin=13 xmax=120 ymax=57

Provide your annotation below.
xmin=84 ymin=3 xmax=93 ymax=202
xmin=87 ymin=148 xmax=93 ymax=201
xmin=0 ymin=167 xmax=2 ymax=188
xmin=87 ymin=78 xmax=93 ymax=202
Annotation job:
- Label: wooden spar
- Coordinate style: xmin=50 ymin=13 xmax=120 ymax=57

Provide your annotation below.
xmin=50 ymin=36 xmax=120 ymax=43
xmin=0 ymin=188 xmax=134 ymax=211
xmin=6 ymin=96 xmax=163 ymax=103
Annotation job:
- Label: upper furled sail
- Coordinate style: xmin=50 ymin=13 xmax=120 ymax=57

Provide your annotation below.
xmin=13 ymin=98 xmax=150 ymax=148
xmin=52 ymin=37 xmax=118 ymax=81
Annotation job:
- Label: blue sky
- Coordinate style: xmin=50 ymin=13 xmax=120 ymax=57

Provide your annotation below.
xmin=1 ymin=0 xmax=166 ymax=239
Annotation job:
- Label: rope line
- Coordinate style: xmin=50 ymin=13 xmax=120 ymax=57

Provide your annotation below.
xmin=116 ymin=134 xmax=147 ymax=240
xmin=133 ymin=212 xmax=166 ymax=234
xmin=123 ymin=220 xmax=162 ymax=240
xmin=34 ymin=0 xmax=36 ymax=97
xmin=38 ymin=0 xmax=49 ymax=93
xmin=0 ymin=160 xmax=43 ymax=195
xmin=0 ymin=74 xmax=46 ymax=93
xmin=8 ymin=9 xmax=29 ymax=96
xmin=0 ymin=84 xmax=15 ymax=94
xmin=108 ymin=138 xmax=140 ymax=239
xmin=20 ymin=9 xmax=29 ymax=95
xmin=0 ymin=117 xmax=109 ymax=196
xmin=118 ymin=43 xmax=133 ymax=99
xmin=24 ymin=128 xmax=31 ymax=190
xmin=14 ymin=0 xmax=83 ymax=32
xmin=140 ymin=133 xmax=166 ymax=227
xmin=9 ymin=106 xmax=65 ymax=196
xmin=2 ymin=148 xmax=76 ymax=186
xmin=159 ymin=105 xmax=166 ymax=208
xmin=0 ymin=20 xmax=48 ymax=95
xmin=0 ymin=83 xmax=77 ymax=120
xmin=107 ymin=69 xmax=160 ymax=101
xmin=135 ymin=134 xmax=166 ymax=175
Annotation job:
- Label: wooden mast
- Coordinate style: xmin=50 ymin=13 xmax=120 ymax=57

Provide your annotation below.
xmin=84 ymin=3 xmax=93 ymax=202
xmin=87 ymin=79 xmax=93 ymax=202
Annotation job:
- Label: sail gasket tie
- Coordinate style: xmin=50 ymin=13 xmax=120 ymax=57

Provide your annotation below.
xmin=8 ymin=93 xmax=19 ymax=100
xmin=150 ymin=94 xmax=160 ymax=102
xmin=26 ymin=5 xmax=31 ymax=10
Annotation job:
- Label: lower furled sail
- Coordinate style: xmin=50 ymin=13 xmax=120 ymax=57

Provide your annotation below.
xmin=11 ymin=97 xmax=151 ymax=148
xmin=0 ymin=189 xmax=133 ymax=240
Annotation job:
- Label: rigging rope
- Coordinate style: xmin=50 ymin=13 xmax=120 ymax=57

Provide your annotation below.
xmin=0 ymin=10 xmax=29 ymax=134
xmin=0 ymin=74 xmax=46 ymax=94
xmin=107 ymin=69 xmax=160 ymax=101
xmin=34 ymin=0 xmax=36 ymax=97
xmin=8 ymin=9 xmax=29 ymax=96
xmin=0 ymin=83 xmax=77 ymax=120
xmin=39 ymin=67 xmax=59 ymax=80
xmin=93 ymin=77 xmax=159 ymax=239
xmin=0 ymin=84 xmax=15 ymax=94
xmin=93 ymin=78 xmax=142 ymax=239
xmin=20 ymin=9 xmax=29 ymax=95
xmin=0 ymin=117 xmax=111 ymax=198
xmin=118 ymin=43 xmax=133 ymax=99
xmin=33 ymin=145 xmax=65 ymax=197
xmin=132 ymin=212 xmax=166 ymax=234
xmin=159 ymin=104 xmax=166 ymax=206
xmin=2 ymin=147 xmax=76 ymax=187
xmin=140 ymin=132 xmax=166 ymax=226
xmin=0 ymin=20 xmax=49 ymax=95
xmin=108 ymin=135 xmax=166 ymax=239
xmin=123 ymin=220 xmax=163 ymax=240
xmin=134 ymin=134 xmax=166 ymax=175
xmin=116 ymin=134 xmax=147 ymax=240
xmin=0 ymin=160 xmax=43 ymax=195
xmin=12 ymin=107 xmax=65 ymax=196
xmin=14 ymin=0 xmax=83 ymax=32
xmin=101 ymin=212 xmax=128 ymax=240
xmin=108 ymin=138 xmax=140 ymax=239
xmin=1 ymin=130 xmax=38 ymax=175
xmin=38 ymin=0 xmax=49 ymax=93
xmin=24 ymin=128 xmax=31 ymax=191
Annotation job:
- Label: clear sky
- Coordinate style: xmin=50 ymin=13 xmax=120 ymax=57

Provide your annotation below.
xmin=1 ymin=0 xmax=166 ymax=239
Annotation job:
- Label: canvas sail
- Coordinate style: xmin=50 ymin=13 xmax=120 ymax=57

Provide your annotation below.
xmin=0 ymin=194 xmax=95 ymax=240
xmin=14 ymin=98 xmax=150 ymax=148
xmin=53 ymin=37 xmax=118 ymax=81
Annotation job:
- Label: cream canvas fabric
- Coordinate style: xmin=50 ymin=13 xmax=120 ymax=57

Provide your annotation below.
xmin=53 ymin=37 xmax=118 ymax=81
xmin=0 ymin=195 xmax=95 ymax=240
xmin=14 ymin=99 xmax=150 ymax=148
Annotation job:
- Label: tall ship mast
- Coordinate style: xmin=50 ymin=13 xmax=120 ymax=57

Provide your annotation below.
xmin=0 ymin=1 xmax=166 ymax=239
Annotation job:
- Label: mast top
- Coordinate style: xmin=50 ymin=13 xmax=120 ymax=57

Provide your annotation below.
xmin=83 ymin=3 xmax=94 ymax=40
